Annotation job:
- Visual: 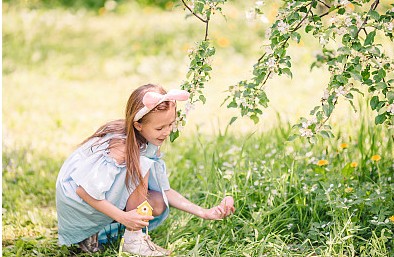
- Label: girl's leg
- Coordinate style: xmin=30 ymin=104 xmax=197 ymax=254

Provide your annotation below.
xmin=122 ymin=172 xmax=170 ymax=256
xmin=125 ymin=172 xmax=150 ymax=212
xmin=147 ymin=190 xmax=166 ymax=216
xmin=125 ymin=172 xmax=166 ymax=216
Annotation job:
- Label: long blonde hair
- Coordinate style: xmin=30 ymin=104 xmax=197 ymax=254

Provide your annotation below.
xmin=82 ymin=84 xmax=171 ymax=192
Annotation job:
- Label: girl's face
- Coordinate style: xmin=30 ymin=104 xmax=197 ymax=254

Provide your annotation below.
xmin=134 ymin=104 xmax=176 ymax=146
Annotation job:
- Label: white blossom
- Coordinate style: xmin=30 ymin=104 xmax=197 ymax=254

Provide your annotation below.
xmin=265 ymin=27 xmax=272 ymax=39
xmin=245 ymin=9 xmax=256 ymax=22
xmin=277 ymin=20 xmax=289 ymax=33
xmin=255 ymin=1 xmax=264 ymax=7
xmin=319 ymin=36 xmax=328 ymax=46
xmin=335 ymin=86 xmax=348 ymax=96
xmin=339 ymin=0 xmax=349 ymax=6
xmin=104 ymin=0 xmax=117 ymax=11
xmin=266 ymin=57 xmax=276 ymax=68
xmin=387 ymin=103 xmax=394 ymax=114
xmin=355 ymin=15 xmax=364 ymax=27
xmin=322 ymin=90 xmax=330 ymax=101
xmin=185 ymin=101 xmax=195 ymax=115
xmin=335 ymin=27 xmax=347 ymax=36
xmin=300 ymin=128 xmax=313 ymax=137
xmin=259 ymin=15 xmax=269 ymax=24
xmin=344 ymin=17 xmax=353 ymax=26
xmin=385 ymin=21 xmax=394 ymax=31
xmin=265 ymin=46 xmax=273 ymax=55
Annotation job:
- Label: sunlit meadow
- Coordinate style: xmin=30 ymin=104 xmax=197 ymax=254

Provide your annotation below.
xmin=2 ymin=1 xmax=394 ymax=256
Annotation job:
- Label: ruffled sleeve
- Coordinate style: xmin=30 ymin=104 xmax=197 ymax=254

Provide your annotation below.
xmin=70 ymin=137 xmax=126 ymax=200
xmin=140 ymin=156 xmax=170 ymax=192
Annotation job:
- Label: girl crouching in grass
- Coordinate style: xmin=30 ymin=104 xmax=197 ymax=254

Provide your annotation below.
xmin=56 ymin=84 xmax=235 ymax=256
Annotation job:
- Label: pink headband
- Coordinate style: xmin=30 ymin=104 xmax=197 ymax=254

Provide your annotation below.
xmin=134 ymin=89 xmax=190 ymax=121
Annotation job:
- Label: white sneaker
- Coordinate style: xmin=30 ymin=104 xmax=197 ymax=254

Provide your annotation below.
xmin=121 ymin=234 xmax=171 ymax=256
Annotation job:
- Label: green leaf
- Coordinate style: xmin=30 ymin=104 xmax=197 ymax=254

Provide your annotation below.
xmin=305 ymin=24 xmax=314 ymax=33
xmin=349 ymin=88 xmax=364 ymax=96
xmin=287 ymin=134 xmax=298 ymax=141
xmin=299 ymin=6 xmax=308 ymax=13
xmin=170 ymin=130 xmax=179 ymax=142
xmin=375 ymin=82 xmax=386 ymax=90
xmin=281 ymin=68 xmax=293 ymax=78
xmin=345 ymin=93 xmax=353 ymax=99
xmin=342 ymin=34 xmax=351 ymax=44
xmin=199 ymin=95 xmax=206 ymax=104
xmin=229 ymin=116 xmax=237 ymax=125
xmin=338 ymin=8 xmax=346 ymax=15
xmin=375 ymin=113 xmax=386 ymax=124
xmin=370 ymin=96 xmax=379 ymax=110
xmin=368 ymin=10 xmax=380 ymax=20
xmin=227 ymin=101 xmax=238 ymax=108
xmin=320 ymin=130 xmax=334 ymax=138
xmin=387 ymin=91 xmax=394 ymax=104
xmin=250 ymin=114 xmax=259 ymax=124
xmin=323 ymin=103 xmax=334 ymax=117
xmin=350 ymin=71 xmax=363 ymax=81
xmin=291 ymin=32 xmax=301 ymax=43
xmin=364 ymin=31 xmax=376 ymax=46
xmin=310 ymin=106 xmax=320 ymax=115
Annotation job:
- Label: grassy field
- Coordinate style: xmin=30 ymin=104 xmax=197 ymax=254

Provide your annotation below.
xmin=2 ymin=1 xmax=394 ymax=256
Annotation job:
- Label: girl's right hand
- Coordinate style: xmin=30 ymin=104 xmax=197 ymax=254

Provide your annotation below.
xmin=120 ymin=209 xmax=154 ymax=230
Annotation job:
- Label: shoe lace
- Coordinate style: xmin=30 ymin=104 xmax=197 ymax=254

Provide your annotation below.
xmin=143 ymin=235 xmax=157 ymax=251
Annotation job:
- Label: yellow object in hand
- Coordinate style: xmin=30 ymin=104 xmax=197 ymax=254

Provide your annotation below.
xmin=136 ymin=200 xmax=153 ymax=216
xmin=136 ymin=200 xmax=153 ymax=236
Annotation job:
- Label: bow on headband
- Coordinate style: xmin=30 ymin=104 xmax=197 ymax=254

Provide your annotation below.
xmin=134 ymin=89 xmax=190 ymax=121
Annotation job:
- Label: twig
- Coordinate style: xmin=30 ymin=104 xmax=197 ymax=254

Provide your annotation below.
xmin=204 ymin=18 xmax=210 ymax=41
xmin=356 ymin=0 xmax=380 ymax=36
xmin=317 ymin=0 xmax=331 ymax=9
xmin=362 ymin=28 xmax=368 ymax=36
xmin=294 ymin=2 xmax=313 ymax=31
xmin=181 ymin=0 xmax=207 ymax=23
xmin=257 ymin=53 xmax=267 ymax=63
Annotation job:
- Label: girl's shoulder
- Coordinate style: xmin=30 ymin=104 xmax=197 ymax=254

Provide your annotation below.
xmin=107 ymin=137 xmax=126 ymax=165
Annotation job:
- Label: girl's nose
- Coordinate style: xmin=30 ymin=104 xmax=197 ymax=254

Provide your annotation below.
xmin=163 ymin=126 xmax=171 ymax=136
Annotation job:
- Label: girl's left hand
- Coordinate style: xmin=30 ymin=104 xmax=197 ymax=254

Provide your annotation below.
xmin=204 ymin=196 xmax=235 ymax=220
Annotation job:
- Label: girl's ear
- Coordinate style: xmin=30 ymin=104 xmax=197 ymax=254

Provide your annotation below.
xmin=133 ymin=121 xmax=142 ymax=131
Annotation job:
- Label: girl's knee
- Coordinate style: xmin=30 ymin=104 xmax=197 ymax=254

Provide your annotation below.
xmin=148 ymin=190 xmax=166 ymax=216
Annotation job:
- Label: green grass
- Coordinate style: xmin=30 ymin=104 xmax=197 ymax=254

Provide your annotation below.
xmin=3 ymin=120 xmax=394 ymax=256
xmin=3 ymin=1 xmax=394 ymax=256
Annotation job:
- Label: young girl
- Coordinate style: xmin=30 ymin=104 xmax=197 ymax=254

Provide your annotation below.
xmin=56 ymin=84 xmax=235 ymax=256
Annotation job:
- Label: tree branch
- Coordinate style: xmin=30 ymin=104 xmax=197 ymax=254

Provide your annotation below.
xmin=356 ymin=0 xmax=380 ymax=36
xmin=181 ymin=0 xmax=207 ymax=23
xmin=317 ymin=0 xmax=331 ymax=9
xmin=294 ymin=2 xmax=313 ymax=31
xmin=204 ymin=18 xmax=210 ymax=41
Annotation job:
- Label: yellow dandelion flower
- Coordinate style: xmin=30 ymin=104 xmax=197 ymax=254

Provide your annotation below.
xmin=350 ymin=162 xmax=358 ymax=168
xmin=346 ymin=3 xmax=355 ymax=11
xmin=389 ymin=216 xmax=394 ymax=223
xmin=345 ymin=187 xmax=354 ymax=193
xmin=371 ymin=155 xmax=381 ymax=162
xmin=217 ymin=37 xmax=230 ymax=48
xmin=317 ymin=160 xmax=329 ymax=166
xmin=340 ymin=143 xmax=348 ymax=149
xmin=98 ymin=7 xmax=106 ymax=16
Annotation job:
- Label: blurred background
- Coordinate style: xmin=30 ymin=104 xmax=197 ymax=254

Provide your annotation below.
xmin=3 ymin=0 xmax=393 ymax=156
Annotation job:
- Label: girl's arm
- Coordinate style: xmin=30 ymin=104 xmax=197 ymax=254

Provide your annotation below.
xmin=76 ymin=186 xmax=152 ymax=230
xmin=165 ymin=188 xmax=234 ymax=220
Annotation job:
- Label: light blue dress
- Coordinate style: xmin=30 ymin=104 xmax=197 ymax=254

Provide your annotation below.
xmin=56 ymin=133 xmax=170 ymax=246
